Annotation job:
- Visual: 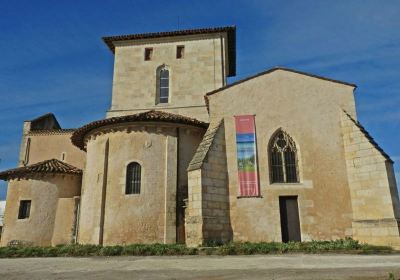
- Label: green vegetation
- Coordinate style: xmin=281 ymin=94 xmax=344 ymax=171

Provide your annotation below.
xmin=388 ymin=272 xmax=400 ymax=280
xmin=210 ymin=239 xmax=394 ymax=255
xmin=0 ymin=238 xmax=394 ymax=258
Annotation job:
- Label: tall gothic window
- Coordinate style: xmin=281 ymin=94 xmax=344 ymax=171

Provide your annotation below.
xmin=158 ymin=66 xmax=169 ymax=104
xmin=126 ymin=162 xmax=141 ymax=194
xmin=269 ymin=130 xmax=299 ymax=183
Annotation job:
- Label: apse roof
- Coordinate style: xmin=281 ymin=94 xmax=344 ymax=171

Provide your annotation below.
xmin=0 ymin=159 xmax=82 ymax=181
xmin=71 ymin=110 xmax=208 ymax=150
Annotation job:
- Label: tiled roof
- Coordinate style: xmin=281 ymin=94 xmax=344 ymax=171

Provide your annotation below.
xmin=27 ymin=129 xmax=76 ymax=136
xmin=0 ymin=159 xmax=82 ymax=181
xmin=71 ymin=110 xmax=208 ymax=150
xmin=102 ymin=26 xmax=236 ymax=77
xmin=187 ymin=120 xmax=223 ymax=171
xmin=344 ymin=111 xmax=393 ymax=163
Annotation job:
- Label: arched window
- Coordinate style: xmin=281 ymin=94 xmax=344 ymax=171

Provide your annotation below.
xmin=24 ymin=138 xmax=31 ymax=166
xmin=269 ymin=130 xmax=299 ymax=183
xmin=158 ymin=66 xmax=169 ymax=104
xmin=126 ymin=162 xmax=141 ymax=194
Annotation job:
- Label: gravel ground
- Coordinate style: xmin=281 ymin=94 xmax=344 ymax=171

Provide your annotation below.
xmin=1 ymin=254 xmax=400 ymax=280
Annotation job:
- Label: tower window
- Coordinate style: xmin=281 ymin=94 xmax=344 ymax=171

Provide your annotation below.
xmin=144 ymin=48 xmax=153 ymax=61
xmin=24 ymin=138 xmax=31 ymax=166
xmin=158 ymin=67 xmax=169 ymax=103
xmin=18 ymin=200 xmax=31 ymax=219
xmin=269 ymin=130 xmax=299 ymax=183
xmin=126 ymin=162 xmax=141 ymax=194
xmin=176 ymin=45 xmax=185 ymax=59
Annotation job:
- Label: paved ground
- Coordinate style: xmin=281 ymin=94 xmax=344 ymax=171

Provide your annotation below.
xmin=1 ymin=254 xmax=400 ymax=280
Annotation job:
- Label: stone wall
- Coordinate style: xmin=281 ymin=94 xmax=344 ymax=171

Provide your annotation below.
xmin=52 ymin=197 xmax=80 ymax=245
xmin=107 ymin=33 xmax=229 ymax=122
xmin=19 ymin=131 xmax=86 ymax=169
xmin=0 ymin=175 xmax=81 ymax=247
xmin=78 ymin=123 xmax=205 ymax=245
xmin=341 ymin=111 xmax=400 ymax=248
xmin=186 ymin=120 xmax=231 ymax=246
xmin=207 ymin=69 xmax=357 ymax=242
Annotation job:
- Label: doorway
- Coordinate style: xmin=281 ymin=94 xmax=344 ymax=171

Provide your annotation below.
xmin=279 ymin=196 xmax=301 ymax=242
xmin=176 ymin=185 xmax=187 ymax=243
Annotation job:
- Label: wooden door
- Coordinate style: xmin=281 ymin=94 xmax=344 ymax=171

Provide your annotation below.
xmin=279 ymin=196 xmax=301 ymax=242
xmin=176 ymin=185 xmax=188 ymax=243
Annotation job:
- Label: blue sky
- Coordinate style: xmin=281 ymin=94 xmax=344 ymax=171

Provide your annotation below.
xmin=0 ymin=0 xmax=399 ymax=199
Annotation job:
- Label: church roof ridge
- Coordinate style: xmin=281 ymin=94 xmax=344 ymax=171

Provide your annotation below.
xmin=102 ymin=25 xmax=236 ymax=76
xmin=71 ymin=110 xmax=209 ymax=150
xmin=0 ymin=159 xmax=82 ymax=181
xmin=206 ymin=66 xmax=357 ymax=98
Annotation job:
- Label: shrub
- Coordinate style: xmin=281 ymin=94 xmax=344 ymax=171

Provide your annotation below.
xmin=0 ymin=238 xmax=393 ymax=258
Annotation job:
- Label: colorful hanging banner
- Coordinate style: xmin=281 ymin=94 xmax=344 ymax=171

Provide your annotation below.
xmin=234 ymin=115 xmax=259 ymax=197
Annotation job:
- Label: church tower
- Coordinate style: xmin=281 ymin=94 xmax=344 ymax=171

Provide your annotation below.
xmin=103 ymin=26 xmax=236 ymax=121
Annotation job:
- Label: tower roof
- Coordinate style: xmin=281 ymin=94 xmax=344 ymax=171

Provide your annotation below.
xmin=102 ymin=26 xmax=236 ymax=76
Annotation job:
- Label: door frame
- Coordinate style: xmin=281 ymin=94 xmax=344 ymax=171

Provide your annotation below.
xmin=279 ymin=195 xmax=301 ymax=242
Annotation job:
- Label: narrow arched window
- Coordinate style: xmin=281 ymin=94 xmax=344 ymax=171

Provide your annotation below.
xmin=24 ymin=138 xmax=31 ymax=166
xmin=158 ymin=67 xmax=169 ymax=103
xmin=269 ymin=130 xmax=299 ymax=183
xmin=126 ymin=162 xmax=141 ymax=194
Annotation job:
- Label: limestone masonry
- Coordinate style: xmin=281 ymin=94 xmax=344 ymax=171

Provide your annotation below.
xmin=0 ymin=26 xmax=399 ymax=248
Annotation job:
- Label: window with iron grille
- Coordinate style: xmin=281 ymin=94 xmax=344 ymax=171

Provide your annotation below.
xmin=126 ymin=162 xmax=141 ymax=194
xmin=18 ymin=200 xmax=31 ymax=219
xmin=269 ymin=130 xmax=299 ymax=183
xmin=158 ymin=67 xmax=169 ymax=103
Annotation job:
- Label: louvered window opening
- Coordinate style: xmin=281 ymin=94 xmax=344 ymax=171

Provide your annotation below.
xmin=126 ymin=162 xmax=141 ymax=194
xmin=270 ymin=131 xmax=298 ymax=183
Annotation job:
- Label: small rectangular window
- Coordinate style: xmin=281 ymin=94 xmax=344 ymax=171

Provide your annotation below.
xmin=144 ymin=48 xmax=153 ymax=61
xmin=18 ymin=200 xmax=31 ymax=219
xmin=176 ymin=45 xmax=184 ymax=59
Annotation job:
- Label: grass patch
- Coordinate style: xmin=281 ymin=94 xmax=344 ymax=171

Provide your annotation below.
xmin=0 ymin=238 xmax=394 ymax=258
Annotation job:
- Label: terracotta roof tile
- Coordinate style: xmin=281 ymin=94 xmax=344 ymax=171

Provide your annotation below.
xmin=0 ymin=159 xmax=82 ymax=181
xmin=71 ymin=110 xmax=208 ymax=150
xmin=28 ymin=129 xmax=76 ymax=136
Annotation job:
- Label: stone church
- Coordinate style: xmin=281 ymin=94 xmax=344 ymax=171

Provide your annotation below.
xmin=1 ymin=26 xmax=399 ymax=248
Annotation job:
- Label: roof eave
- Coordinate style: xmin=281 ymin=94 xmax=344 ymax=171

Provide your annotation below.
xmin=102 ymin=26 xmax=236 ymax=77
xmin=206 ymin=66 xmax=357 ymax=97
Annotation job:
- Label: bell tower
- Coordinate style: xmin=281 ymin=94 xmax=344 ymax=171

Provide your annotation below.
xmin=103 ymin=26 xmax=236 ymax=122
